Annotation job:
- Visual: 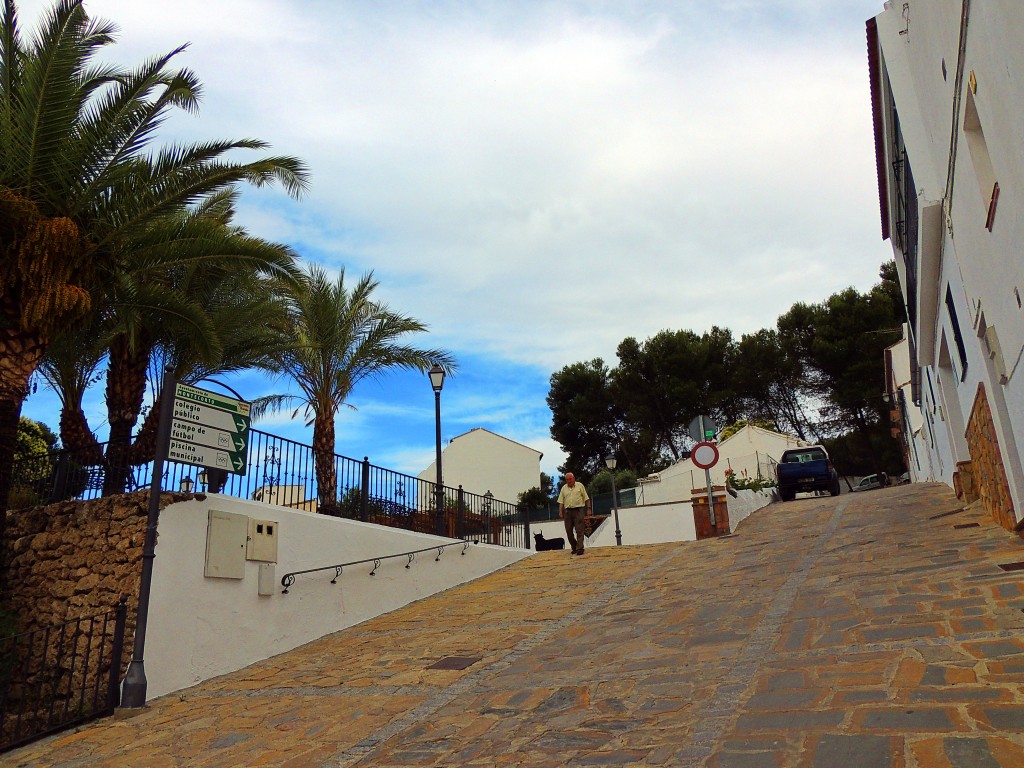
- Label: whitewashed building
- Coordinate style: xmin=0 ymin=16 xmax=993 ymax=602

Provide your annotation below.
xmin=868 ymin=1 xmax=1023 ymax=529
xmin=884 ymin=325 xmax=932 ymax=482
xmin=635 ymin=425 xmax=809 ymax=505
xmin=418 ymin=428 xmax=542 ymax=505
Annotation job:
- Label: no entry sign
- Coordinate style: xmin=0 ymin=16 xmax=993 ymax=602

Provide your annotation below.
xmin=691 ymin=441 xmax=720 ymax=470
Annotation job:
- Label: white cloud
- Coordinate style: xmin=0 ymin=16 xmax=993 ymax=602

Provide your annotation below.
xmin=15 ymin=0 xmax=892 ymax=481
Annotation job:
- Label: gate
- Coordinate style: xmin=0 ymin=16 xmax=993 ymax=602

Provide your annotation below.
xmin=1 ymin=598 xmax=128 ymax=753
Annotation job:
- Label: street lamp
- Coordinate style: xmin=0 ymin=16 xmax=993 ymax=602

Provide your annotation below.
xmin=606 ymin=455 xmax=622 ymax=546
xmin=429 ymin=364 xmax=446 ymax=536
xmin=179 ymin=476 xmax=194 ymax=494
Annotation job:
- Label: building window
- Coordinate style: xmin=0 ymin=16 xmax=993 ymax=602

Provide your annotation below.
xmin=945 ymin=286 xmax=969 ymax=381
xmin=963 ymin=86 xmax=999 ymax=230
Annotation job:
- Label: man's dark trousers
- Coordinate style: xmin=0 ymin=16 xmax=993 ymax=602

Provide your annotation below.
xmin=564 ymin=507 xmax=586 ymax=554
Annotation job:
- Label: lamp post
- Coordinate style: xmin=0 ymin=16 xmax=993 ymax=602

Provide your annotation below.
xmin=429 ymin=364 xmax=446 ymax=536
xmin=122 ymin=367 xmax=177 ymax=708
xmin=606 ymin=455 xmax=622 ymax=546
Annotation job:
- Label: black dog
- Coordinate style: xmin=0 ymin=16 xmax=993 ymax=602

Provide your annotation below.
xmin=534 ymin=531 xmax=566 ymax=551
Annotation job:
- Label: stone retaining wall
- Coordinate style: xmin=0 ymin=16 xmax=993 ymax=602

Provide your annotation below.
xmin=4 ymin=491 xmax=191 ymax=634
xmin=966 ymin=383 xmax=1016 ymax=531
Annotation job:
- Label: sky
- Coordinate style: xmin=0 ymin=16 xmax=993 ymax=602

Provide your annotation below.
xmin=17 ymin=0 xmax=894 ymax=490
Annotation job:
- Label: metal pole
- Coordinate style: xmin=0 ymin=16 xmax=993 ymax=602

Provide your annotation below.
xmin=699 ymin=415 xmax=715 ymax=526
xmin=705 ymin=467 xmax=716 ymax=527
xmin=611 ymin=470 xmax=622 ymax=546
xmin=434 ymin=389 xmax=444 ymax=536
xmin=121 ymin=368 xmax=176 ymax=708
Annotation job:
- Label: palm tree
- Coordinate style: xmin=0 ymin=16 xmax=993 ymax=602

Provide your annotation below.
xmin=0 ymin=0 xmax=308 ymax=515
xmin=267 ymin=266 xmax=455 ymax=513
xmin=97 ymin=202 xmax=300 ymax=494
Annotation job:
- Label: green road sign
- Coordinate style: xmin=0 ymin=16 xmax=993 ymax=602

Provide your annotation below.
xmin=174 ymin=383 xmax=250 ymax=416
xmin=171 ymin=383 xmax=251 ymax=473
xmin=172 ymin=398 xmax=249 ymax=435
xmin=171 ymin=419 xmax=247 ymax=453
xmin=168 ymin=439 xmax=246 ymax=473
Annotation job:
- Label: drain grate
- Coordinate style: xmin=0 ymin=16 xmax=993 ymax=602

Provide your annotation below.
xmin=426 ymin=656 xmax=481 ymax=670
xmin=929 ymin=508 xmax=964 ymax=520
xmin=997 ymin=562 xmax=1024 ymax=572
xmin=953 ymin=522 xmax=981 ymax=529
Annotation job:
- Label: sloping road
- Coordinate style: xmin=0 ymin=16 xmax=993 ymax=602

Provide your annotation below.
xmin=5 ymin=483 xmax=1024 ymax=767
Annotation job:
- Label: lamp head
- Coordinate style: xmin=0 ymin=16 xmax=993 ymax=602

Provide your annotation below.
xmin=429 ymin=364 xmax=446 ymax=392
xmin=605 ymin=455 xmax=617 ymax=470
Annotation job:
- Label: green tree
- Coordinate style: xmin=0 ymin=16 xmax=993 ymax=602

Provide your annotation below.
xmin=265 ymin=266 xmax=455 ymax=513
xmin=777 ymin=262 xmax=904 ymax=473
xmin=587 ymin=467 xmax=638 ymax=496
xmin=10 ymin=416 xmax=58 ymax=507
xmin=0 ymin=0 xmax=308 ymax=516
xmin=98 ymin=203 xmax=300 ymax=493
xmin=517 ymin=472 xmax=555 ymax=511
xmin=546 ymin=359 xmax=618 ymax=481
xmin=732 ymin=329 xmax=816 ymax=440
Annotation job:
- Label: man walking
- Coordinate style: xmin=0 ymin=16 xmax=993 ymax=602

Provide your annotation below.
xmin=557 ymin=472 xmax=591 ymax=555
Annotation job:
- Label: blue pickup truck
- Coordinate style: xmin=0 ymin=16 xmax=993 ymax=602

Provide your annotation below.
xmin=776 ymin=446 xmax=840 ymax=501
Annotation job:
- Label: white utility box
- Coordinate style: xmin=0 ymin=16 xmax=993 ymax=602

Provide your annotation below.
xmin=205 ymin=509 xmax=248 ymax=579
xmin=246 ymin=518 xmax=279 ymax=563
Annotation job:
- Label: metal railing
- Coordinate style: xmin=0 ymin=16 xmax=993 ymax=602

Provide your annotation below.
xmin=0 ymin=598 xmax=128 ymax=754
xmin=280 ymin=540 xmax=474 ymax=594
xmin=8 ymin=429 xmax=528 ymax=549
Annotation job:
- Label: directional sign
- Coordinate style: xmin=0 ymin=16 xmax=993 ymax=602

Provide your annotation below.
xmin=172 ymin=401 xmax=249 ymax=435
xmin=171 ymin=420 xmax=247 ymax=452
xmin=170 ymin=383 xmax=250 ymax=474
xmin=168 ymin=439 xmax=246 ymax=474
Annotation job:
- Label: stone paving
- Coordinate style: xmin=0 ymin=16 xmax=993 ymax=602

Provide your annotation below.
xmin=5 ymin=482 xmax=1024 ymax=767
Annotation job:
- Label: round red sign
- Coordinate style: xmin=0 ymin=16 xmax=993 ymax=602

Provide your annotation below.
xmin=691 ymin=441 xmax=719 ymax=470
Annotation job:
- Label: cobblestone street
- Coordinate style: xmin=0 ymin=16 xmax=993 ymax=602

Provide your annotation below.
xmin=5 ymin=482 xmax=1024 ymax=767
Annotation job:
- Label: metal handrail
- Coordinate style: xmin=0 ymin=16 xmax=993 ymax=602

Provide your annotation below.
xmin=279 ymin=540 xmax=475 ymax=594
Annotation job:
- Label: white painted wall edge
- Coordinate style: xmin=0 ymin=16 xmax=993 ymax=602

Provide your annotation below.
xmin=528 ymin=489 xmax=774 ymax=550
xmin=146 ymin=496 xmax=531 ymax=700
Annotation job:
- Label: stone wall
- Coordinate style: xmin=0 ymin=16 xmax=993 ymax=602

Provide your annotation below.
xmin=966 ymin=383 xmax=1016 ymax=531
xmin=4 ymin=491 xmax=192 ymax=634
xmin=1 ymin=491 xmax=192 ymax=739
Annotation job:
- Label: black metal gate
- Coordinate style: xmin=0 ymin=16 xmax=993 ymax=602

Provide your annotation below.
xmin=0 ymin=598 xmax=128 ymax=754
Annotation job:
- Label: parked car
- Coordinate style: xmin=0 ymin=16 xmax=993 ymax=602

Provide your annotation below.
xmin=776 ymin=445 xmax=841 ymax=501
xmin=851 ymin=473 xmax=888 ymax=492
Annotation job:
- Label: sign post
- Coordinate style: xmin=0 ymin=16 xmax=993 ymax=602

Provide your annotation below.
xmin=691 ymin=440 xmax=720 ymax=527
xmin=689 ymin=415 xmax=719 ymax=526
xmin=122 ymin=368 xmax=177 ymax=708
xmin=122 ymin=376 xmax=250 ymax=708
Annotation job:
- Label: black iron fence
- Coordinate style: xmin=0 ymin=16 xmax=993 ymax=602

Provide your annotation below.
xmin=8 ymin=428 xmax=528 ymax=548
xmin=525 ymin=488 xmax=638 ymax=523
xmin=0 ymin=599 xmax=128 ymax=754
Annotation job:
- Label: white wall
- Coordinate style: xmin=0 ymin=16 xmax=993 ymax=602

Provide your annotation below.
xmin=874 ymin=0 xmax=1024 ymax=516
xmin=419 ymin=428 xmax=541 ymax=504
xmin=529 ymin=489 xmax=772 ymax=550
xmin=146 ymin=495 xmax=530 ymax=700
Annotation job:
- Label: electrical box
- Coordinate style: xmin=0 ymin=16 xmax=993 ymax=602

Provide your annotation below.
xmin=205 ymin=509 xmax=248 ymax=579
xmin=258 ymin=563 xmax=276 ymax=596
xmin=246 ymin=518 xmax=279 ymax=563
